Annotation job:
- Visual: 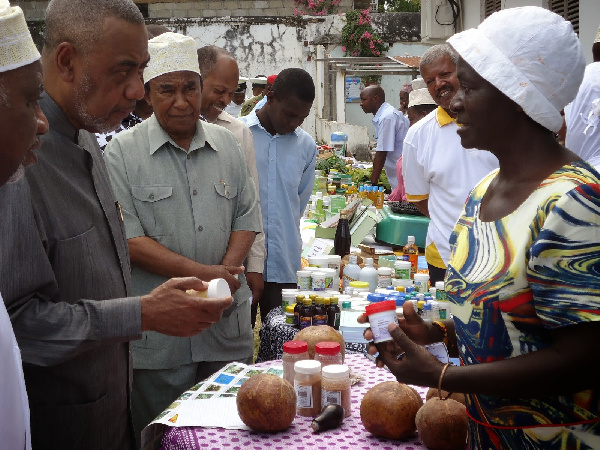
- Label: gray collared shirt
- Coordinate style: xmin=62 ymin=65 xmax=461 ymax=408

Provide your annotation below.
xmin=105 ymin=114 xmax=261 ymax=367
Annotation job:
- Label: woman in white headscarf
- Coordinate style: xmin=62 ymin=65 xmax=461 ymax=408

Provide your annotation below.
xmin=362 ymin=6 xmax=600 ymax=448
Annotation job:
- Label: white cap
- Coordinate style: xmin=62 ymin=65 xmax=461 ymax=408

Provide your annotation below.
xmin=448 ymin=6 xmax=584 ymax=133
xmin=408 ymin=88 xmax=436 ymax=108
xmin=0 ymin=0 xmax=40 ymax=73
xmin=206 ymin=278 xmax=231 ymax=298
xmin=294 ymin=359 xmax=322 ymax=374
xmin=595 ymin=24 xmax=600 ymax=44
xmin=250 ymin=76 xmax=267 ymax=85
xmin=322 ymin=364 xmax=350 ymax=379
xmin=411 ymin=78 xmax=426 ymax=90
xmin=144 ymin=32 xmax=201 ymax=83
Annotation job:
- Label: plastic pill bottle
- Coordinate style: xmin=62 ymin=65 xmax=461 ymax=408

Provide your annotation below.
xmin=294 ymin=360 xmax=322 ymax=417
xmin=315 ymin=342 xmax=343 ymax=368
xmin=311 ymin=271 xmax=327 ymax=291
xmin=283 ymin=340 xmax=309 ymax=386
xmin=413 ymin=273 xmax=430 ymax=293
xmin=394 ymin=260 xmax=411 ymax=280
xmin=297 ymin=270 xmax=312 ymax=290
xmin=377 ymin=267 xmax=393 ymax=288
xmin=321 ymin=364 xmax=351 ymax=417
xmin=365 ymin=300 xmax=399 ymax=343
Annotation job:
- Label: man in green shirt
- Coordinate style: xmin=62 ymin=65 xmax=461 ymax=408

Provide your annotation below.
xmin=104 ymin=32 xmax=261 ymax=444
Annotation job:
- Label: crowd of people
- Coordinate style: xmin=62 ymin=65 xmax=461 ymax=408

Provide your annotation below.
xmin=0 ymin=0 xmax=599 ymax=449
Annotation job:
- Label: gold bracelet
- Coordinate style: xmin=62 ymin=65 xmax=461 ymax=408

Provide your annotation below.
xmin=437 ymin=363 xmax=451 ymax=399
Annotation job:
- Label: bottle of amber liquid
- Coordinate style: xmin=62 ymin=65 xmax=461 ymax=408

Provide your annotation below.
xmin=334 ymin=211 xmax=351 ymax=258
xmin=299 ymin=297 xmax=313 ymax=330
xmin=313 ymin=297 xmax=327 ymax=326
xmin=402 ymin=235 xmax=419 ymax=278
xmin=294 ymin=295 xmax=304 ymax=329
xmin=327 ymin=297 xmax=341 ymax=330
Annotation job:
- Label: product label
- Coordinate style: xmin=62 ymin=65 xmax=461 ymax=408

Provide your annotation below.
xmin=295 ymin=383 xmax=313 ymax=408
xmin=321 ymin=389 xmax=341 ymax=408
xmin=334 ymin=312 xmax=340 ymax=328
xmin=378 ymin=275 xmax=392 ymax=288
xmin=282 ymin=299 xmax=290 ymax=311
xmin=285 ymin=314 xmax=295 ymax=325
xmin=438 ymin=306 xmax=447 ymax=320
xmin=297 ymin=277 xmax=312 ymax=290
xmin=394 ymin=267 xmax=410 ymax=279
xmin=324 ymin=276 xmax=334 ymax=289
xmin=313 ymin=278 xmax=326 ymax=291
xmin=313 ymin=314 xmax=327 ymax=326
xmin=436 ymin=291 xmax=447 ymax=301
xmin=300 ymin=316 xmax=312 ymax=329
xmin=414 ymin=280 xmax=429 ymax=293
xmin=370 ymin=313 xmax=399 ymax=343
xmin=342 ymin=275 xmax=357 ymax=291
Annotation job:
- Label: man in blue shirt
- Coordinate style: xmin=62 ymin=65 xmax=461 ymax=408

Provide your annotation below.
xmin=360 ymin=85 xmax=409 ymax=190
xmin=240 ymin=68 xmax=317 ymax=323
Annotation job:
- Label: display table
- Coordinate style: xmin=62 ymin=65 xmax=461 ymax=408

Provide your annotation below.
xmin=160 ymin=353 xmax=428 ymax=450
xmin=256 ymin=307 xmax=367 ymax=362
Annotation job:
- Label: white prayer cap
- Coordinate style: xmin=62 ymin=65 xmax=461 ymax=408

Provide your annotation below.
xmin=408 ymin=89 xmax=436 ymax=108
xmin=411 ymin=78 xmax=426 ymax=90
xmin=594 ymin=23 xmax=600 ymax=44
xmin=0 ymin=0 xmax=40 ymax=73
xmin=448 ymin=6 xmax=584 ymax=133
xmin=144 ymin=32 xmax=200 ymax=83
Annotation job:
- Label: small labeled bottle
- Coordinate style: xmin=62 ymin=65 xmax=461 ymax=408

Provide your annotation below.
xmin=294 ymin=360 xmax=322 ymax=417
xmin=315 ymin=342 xmax=343 ymax=368
xmin=334 ymin=211 xmax=351 ymax=258
xmin=435 ymin=281 xmax=447 ymax=301
xmin=394 ymin=260 xmax=411 ymax=280
xmin=365 ymin=300 xmax=399 ymax=343
xmin=413 ymin=273 xmax=430 ymax=294
xmin=402 ymin=235 xmax=419 ymax=277
xmin=377 ymin=266 xmax=393 ymax=288
xmin=342 ymin=254 xmax=361 ymax=292
xmin=299 ymin=297 xmax=313 ymax=329
xmin=283 ymin=340 xmax=309 ymax=386
xmin=321 ymin=364 xmax=351 ymax=417
xmin=313 ymin=297 xmax=328 ymax=326
xmin=294 ymin=295 xmax=304 ymax=329
xmin=374 ymin=186 xmax=385 ymax=209
xmin=328 ymin=297 xmax=341 ymax=330
xmin=285 ymin=304 xmax=296 ymax=325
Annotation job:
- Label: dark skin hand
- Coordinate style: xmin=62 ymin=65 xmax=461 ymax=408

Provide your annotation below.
xmin=359 ymin=302 xmax=600 ymax=397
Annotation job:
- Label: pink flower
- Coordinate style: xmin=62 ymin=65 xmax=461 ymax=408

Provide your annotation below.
xmin=376 ymin=51 xmax=381 ymax=55
xmin=353 ymin=51 xmax=358 ymax=56
xmin=342 ymin=46 xmax=346 ymax=51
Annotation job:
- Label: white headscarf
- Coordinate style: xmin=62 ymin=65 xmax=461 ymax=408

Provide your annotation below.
xmin=448 ymin=6 xmax=585 ymax=133
xmin=408 ymin=78 xmax=436 ymax=108
xmin=0 ymin=0 xmax=40 ymax=73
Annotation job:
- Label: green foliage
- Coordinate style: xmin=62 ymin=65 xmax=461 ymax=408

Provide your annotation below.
xmin=348 ymin=167 xmax=391 ymax=192
xmin=341 ymin=10 xmax=389 ymax=58
xmin=316 ymin=155 xmax=349 ymax=174
xmin=377 ymin=0 xmax=421 ymax=12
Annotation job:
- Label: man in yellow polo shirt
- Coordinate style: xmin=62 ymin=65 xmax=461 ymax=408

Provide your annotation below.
xmin=402 ymin=44 xmax=498 ymax=283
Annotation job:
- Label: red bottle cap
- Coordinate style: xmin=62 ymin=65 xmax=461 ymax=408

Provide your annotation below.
xmin=365 ymin=300 xmax=397 ymax=316
xmin=315 ymin=341 xmax=341 ymax=355
xmin=283 ymin=340 xmax=308 ymax=354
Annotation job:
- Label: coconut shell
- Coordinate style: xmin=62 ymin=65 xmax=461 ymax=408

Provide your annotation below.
xmin=416 ymin=397 xmax=468 ymax=450
xmin=360 ymin=381 xmax=423 ymax=440
xmin=425 ymin=388 xmax=466 ymax=405
xmin=236 ymin=373 xmax=296 ymax=432
xmin=294 ymin=325 xmax=345 ymax=362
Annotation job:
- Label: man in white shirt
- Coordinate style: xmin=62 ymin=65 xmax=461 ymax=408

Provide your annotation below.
xmin=360 ymin=85 xmax=409 ymax=190
xmin=402 ymin=44 xmax=498 ymax=283
xmin=0 ymin=1 xmax=49 ymax=449
xmin=564 ymin=25 xmax=600 ymax=169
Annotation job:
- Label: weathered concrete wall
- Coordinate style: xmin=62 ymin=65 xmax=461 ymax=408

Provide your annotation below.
xmin=12 ymin=0 xmax=353 ymax=20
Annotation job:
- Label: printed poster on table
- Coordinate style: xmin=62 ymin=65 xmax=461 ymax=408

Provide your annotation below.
xmin=141 ymin=362 xmax=283 ymax=450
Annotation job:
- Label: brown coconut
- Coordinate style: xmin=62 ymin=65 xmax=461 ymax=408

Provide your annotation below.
xmin=425 ymin=388 xmax=466 ymax=405
xmin=416 ymin=397 xmax=468 ymax=450
xmin=236 ymin=373 xmax=296 ymax=432
xmin=360 ymin=381 xmax=423 ymax=440
xmin=294 ymin=325 xmax=345 ymax=362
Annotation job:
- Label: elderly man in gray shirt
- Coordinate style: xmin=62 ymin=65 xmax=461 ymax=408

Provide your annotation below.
xmin=104 ymin=32 xmax=261 ymax=442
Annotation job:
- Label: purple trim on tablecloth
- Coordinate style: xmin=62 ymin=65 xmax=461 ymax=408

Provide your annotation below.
xmin=160 ymin=353 xmax=426 ymax=450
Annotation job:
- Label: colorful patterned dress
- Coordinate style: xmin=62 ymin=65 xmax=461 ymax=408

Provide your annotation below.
xmin=446 ymin=162 xmax=600 ymax=449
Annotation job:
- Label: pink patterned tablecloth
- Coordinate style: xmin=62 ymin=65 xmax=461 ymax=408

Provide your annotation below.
xmin=160 ymin=353 xmax=427 ymax=450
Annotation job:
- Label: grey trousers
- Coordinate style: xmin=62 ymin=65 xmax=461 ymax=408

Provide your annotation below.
xmin=132 ymin=356 xmax=253 ymax=449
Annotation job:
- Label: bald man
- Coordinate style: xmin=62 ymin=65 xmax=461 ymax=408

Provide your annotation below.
xmin=360 ymin=85 xmax=408 ymax=190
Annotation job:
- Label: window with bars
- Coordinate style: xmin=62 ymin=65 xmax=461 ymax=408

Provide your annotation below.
xmin=483 ymin=0 xmax=501 ymax=18
xmin=549 ymin=0 xmax=579 ymax=35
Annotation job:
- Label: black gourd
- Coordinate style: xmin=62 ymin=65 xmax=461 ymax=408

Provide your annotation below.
xmin=311 ymin=404 xmax=345 ymax=432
